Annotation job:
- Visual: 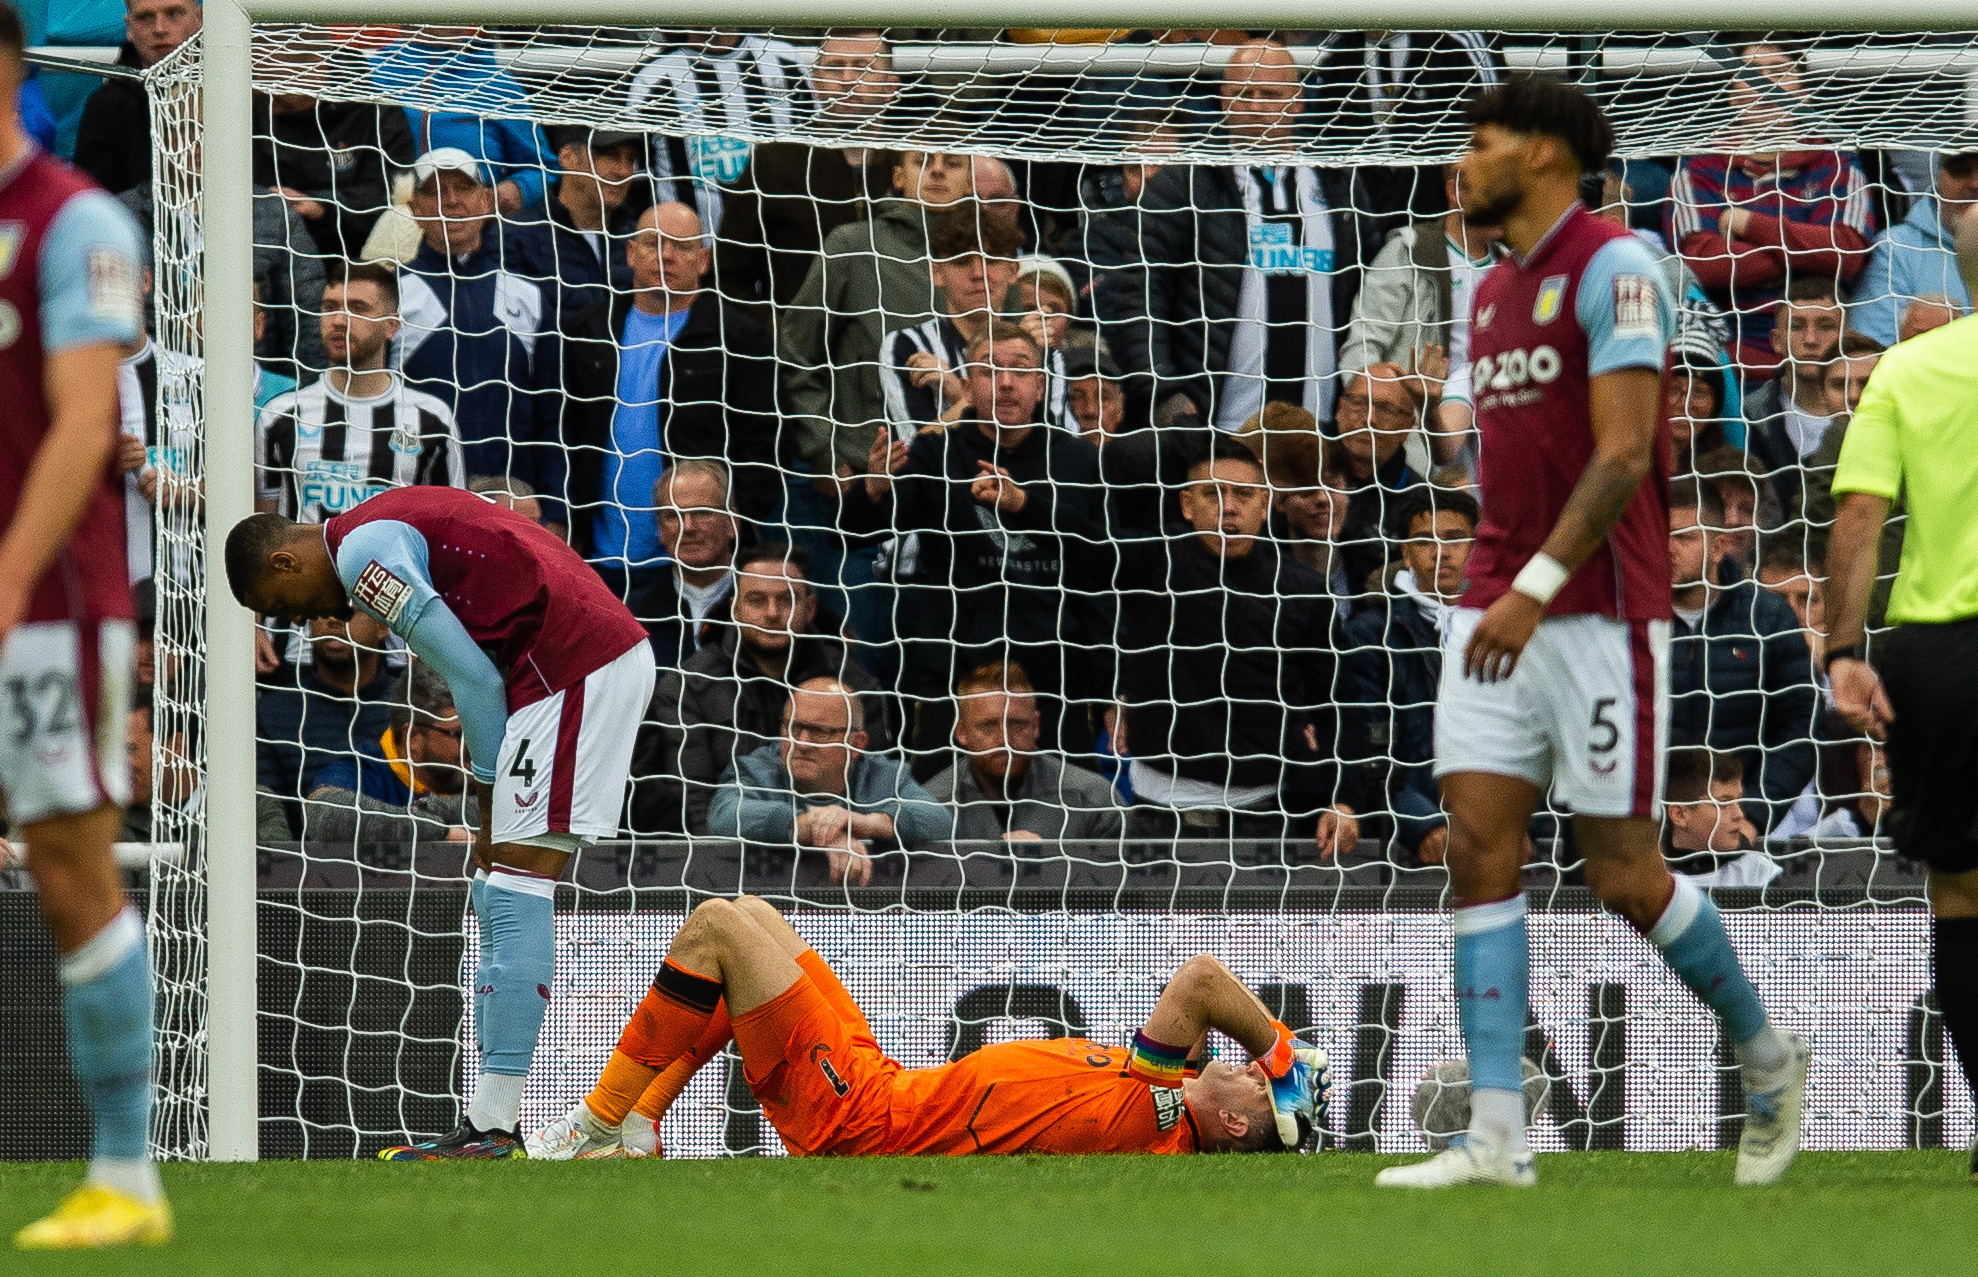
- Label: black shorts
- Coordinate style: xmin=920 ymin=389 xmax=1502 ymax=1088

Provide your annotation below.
xmin=1880 ymin=619 xmax=1978 ymax=874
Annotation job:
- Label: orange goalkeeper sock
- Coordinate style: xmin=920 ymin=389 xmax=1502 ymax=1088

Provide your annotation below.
xmin=617 ymin=959 xmax=723 ymax=1071
xmin=587 ymin=1050 xmax=659 ymax=1127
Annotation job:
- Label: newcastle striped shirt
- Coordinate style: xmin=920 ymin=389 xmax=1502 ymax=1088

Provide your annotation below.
xmin=256 ymin=372 xmax=464 ymax=523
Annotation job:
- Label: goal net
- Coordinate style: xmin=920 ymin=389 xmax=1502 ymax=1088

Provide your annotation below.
xmin=131 ymin=23 xmax=1964 ymax=1160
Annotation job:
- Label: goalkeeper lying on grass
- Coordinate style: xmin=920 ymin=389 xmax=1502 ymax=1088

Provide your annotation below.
xmin=529 ymin=895 xmax=1328 ymax=1158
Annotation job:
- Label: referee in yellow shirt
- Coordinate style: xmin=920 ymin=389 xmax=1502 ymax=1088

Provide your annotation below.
xmin=1829 ymin=215 xmax=1978 ymax=1181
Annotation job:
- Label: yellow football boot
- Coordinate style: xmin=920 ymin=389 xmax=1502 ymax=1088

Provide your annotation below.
xmin=14 ymin=1184 xmax=172 ymax=1249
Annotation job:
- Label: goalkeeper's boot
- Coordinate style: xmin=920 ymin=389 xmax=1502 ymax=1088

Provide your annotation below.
xmin=14 ymin=1185 xmax=173 ymax=1249
xmin=1268 ymin=1044 xmax=1330 ymax=1150
xmin=378 ymin=1119 xmax=525 ymax=1161
xmin=1735 ymin=1031 xmax=1810 ymax=1186
xmin=1374 ymin=1135 xmax=1537 ymax=1188
xmin=526 ymin=1101 xmax=621 ymax=1161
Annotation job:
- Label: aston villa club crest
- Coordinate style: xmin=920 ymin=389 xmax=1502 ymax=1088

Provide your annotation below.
xmin=1533 ymin=274 xmax=1570 ymax=325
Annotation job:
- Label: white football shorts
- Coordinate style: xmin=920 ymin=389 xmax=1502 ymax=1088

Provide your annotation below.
xmin=491 ymin=639 xmax=654 ymax=847
xmin=1434 ymin=607 xmax=1669 ymax=820
xmin=0 ymin=619 xmax=134 ymax=826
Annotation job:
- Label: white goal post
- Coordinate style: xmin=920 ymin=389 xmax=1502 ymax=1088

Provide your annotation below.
xmin=184 ymin=0 xmax=1978 ymax=1163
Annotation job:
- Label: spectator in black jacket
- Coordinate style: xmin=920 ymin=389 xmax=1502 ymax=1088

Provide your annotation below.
xmin=522 ymin=126 xmax=648 ymax=332
xmin=1331 ymin=362 xmax=1429 ymax=600
xmin=1667 ymin=477 xmax=1819 ymax=834
xmin=559 ymin=200 xmax=781 ymax=582
xmin=1340 ymin=486 xmax=1477 ymax=864
xmin=629 ymin=544 xmax=889 ymax=836
xmin=623 ymin=460 xmax=740 ymax=670
xmin=1740 ymin=277 xmax=1843 ymax=514
xmin=254 ymin=92 xmax=418 ymax=259
xmin=1092 ymin=39 xmax=1367 ymax=431
xmin=845 ymin=322 xmax=1103 ymax=762
xmin=74 ymin=0 xmax=203 ymax=194
xmin=1101 ymin=436 xmax=1358 ymax=850
xmin=713 ymin=29 xmax=901 ymax=312
xmin=255 ymin=612 xmax=394 ymax=834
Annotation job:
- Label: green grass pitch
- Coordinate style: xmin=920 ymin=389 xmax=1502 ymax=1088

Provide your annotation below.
xmin=2 ymin=1152 xmax=1971 ymax=1274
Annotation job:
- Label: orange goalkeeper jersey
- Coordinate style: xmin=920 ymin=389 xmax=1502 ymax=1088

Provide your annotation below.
xmin=881 ymin=1038 xmax=1201 ymax=1156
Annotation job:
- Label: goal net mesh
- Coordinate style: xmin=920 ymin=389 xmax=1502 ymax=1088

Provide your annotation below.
xmin=136 ymin=25 xmax=1964 ymax=1160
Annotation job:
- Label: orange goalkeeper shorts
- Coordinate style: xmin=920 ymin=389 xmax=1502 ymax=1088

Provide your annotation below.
xmin=731 ymin=970 xmax=900 ymax=1158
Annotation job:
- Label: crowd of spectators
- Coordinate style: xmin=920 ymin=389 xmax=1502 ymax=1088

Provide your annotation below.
xmin=75 ymin=16 xmax=1938 ymax=867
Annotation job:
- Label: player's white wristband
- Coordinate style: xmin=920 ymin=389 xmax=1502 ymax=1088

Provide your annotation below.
xmin=1511 ymin=553 xmax=1570 ymax=606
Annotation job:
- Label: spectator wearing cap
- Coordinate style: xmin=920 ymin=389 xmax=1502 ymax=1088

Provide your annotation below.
xmin=1740 ymin=277 xmax=1844 ymax=515
xmin=370 ymin=27 xmax=557 ymax=215
xmin=1667 ymin=476 xmax=1819 ymax=834
xmin=1010 ymin=256 xmax=1077 ymax=354
xmin=925 ymin=661 xmax=1124 ymax=843
xmin=559 ymin=202 xmax=780 ymax=574
xmin=1666 ymin=335 xmax=1729 ymax=475
xmin=524 ymin=126 xmax=650 ymax=332
xmin=74 ymin=0 xmax=203 ymax=195
xmin=1094 ymin=39 xmax=1368 ymax=431
xmin=632 ymin=546 xmax=889 ymax=837
xmin=1667 ymin=40 xmax=1876 ymax=371
xmin=715 ymin=29 xmax=902 ymax=312
xmin=396 ymin=147 xmax=565 ymax=528
xmin=1850 ymin=152 xmax=1978 ymax=347
xmin=850 ymin=321 xmax=1105 ymax=760
xmin=257 ymin=88 xmax=419 ymax=260
xmin=1340 ymin=485 xmax=1478 ymax=864
xmin=1064 ymin=344 xmax=1129 ymax=445
xmin=629 ymin=30 xmax=814 ymax=239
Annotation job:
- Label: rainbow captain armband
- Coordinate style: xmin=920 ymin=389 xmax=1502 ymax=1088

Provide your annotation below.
xmin=1127 ymin=1030 xmax=1191 ymax=1088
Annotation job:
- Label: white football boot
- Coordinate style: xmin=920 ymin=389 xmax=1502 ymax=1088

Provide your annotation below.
xmin=525 ymin=1101 xmax=620 ymax=1161
xmin=1735 ymin=1032 xmax=1810 ymax=1186
xmin=1374 ymin=1135 xmax=1537 ymax=1189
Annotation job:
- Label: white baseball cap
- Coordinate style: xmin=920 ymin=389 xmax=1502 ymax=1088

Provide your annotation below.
xmin=410 ymin=147 xmax=490 ymax=189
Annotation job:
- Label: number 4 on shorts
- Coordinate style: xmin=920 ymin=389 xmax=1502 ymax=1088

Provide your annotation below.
xmin=509 ymin=738 xmax=536 ymax=787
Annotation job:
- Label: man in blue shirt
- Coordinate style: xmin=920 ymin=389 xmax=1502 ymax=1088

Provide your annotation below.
xmin=556 ymin=200 xmax=780 ymax=594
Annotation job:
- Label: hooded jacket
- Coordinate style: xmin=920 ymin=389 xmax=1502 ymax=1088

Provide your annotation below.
xmin=1850 ymin=197 xmax=1972 ymax=348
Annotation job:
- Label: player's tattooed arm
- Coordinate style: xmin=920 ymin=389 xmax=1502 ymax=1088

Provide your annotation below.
xmin=1536 ymin=366 xmax=1663 ymax=571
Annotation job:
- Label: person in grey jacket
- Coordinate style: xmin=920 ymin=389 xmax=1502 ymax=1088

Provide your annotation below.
xmin=777 ymin=153 xmax=973 ymax=478
xmin=924 ymin=660 xmax=1123 ymax=843
xmin=629 ymin=544 xmax=891 ymax=836
xmin=708 ymin=678 xmax=953 ymax=885
xmin=119 ymin=178 xmax=327 ymax=380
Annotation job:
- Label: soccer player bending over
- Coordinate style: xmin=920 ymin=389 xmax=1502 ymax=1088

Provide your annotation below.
xmin=1376 ymin=76 xmax=1806 ymax=1189
xmin=226 ymin=486 xmax=655 ymax=1158
xmin=530 ymin=895 xmax=1327 ymax=1159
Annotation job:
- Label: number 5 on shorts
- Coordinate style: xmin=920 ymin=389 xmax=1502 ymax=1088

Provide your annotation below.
xmin=1589 ymin=697 xmax=1619 ymax=755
